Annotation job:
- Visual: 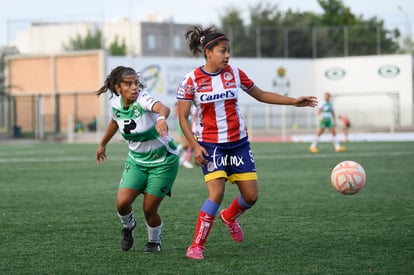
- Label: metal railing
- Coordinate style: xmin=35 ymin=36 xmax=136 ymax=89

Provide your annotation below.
xmin=225 ymin=25 xmax=405 ymax=58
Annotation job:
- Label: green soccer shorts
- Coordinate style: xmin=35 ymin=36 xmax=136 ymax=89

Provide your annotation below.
xmin=119 ymin=153 xmax=179 ymax=197
xmin=319 ymin=117 xmax=335 ymax=128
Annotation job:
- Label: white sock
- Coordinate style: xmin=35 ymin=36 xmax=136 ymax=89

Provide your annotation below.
xmin=333 ymin=136 xmax=341 ymax=149
xmin=146 ymin=222 xmax=163 ymax=244
xmin=118 ymin=211 xmax=136 ymax=229
xmin=311 ymin=137 xmax=319 ymax=147
xmin=179 ymin=152 xmax=185 ymax=164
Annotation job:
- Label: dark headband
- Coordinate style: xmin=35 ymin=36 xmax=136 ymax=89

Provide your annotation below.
xmin=202 ymin=35 xmax=227 ymax=50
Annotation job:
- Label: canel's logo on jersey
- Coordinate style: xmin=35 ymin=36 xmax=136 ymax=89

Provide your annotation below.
xmin=200 ymin=90 xmax=236 ymax=102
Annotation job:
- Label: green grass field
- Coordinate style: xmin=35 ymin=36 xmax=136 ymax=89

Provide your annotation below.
xmin=1 ymin=141 xmax=413 ymax=274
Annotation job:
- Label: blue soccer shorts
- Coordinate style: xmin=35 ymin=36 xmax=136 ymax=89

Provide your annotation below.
xmin=199 ymin=137 xmax=257 ymax=183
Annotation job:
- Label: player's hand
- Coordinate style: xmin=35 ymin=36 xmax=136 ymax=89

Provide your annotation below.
xmin=155 ymin=119 xmax=169 ymax=137
xmin=294 ymin=96 xmax=318 ymax=107
xmin=193 ymin=144 xmax=208 ymax=166
xmin=96 ymin=145 xmax=107 ymax=164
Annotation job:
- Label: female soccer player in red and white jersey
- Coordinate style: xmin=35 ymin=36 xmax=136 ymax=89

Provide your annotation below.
xmin=176 ymin=25 xmax=318 ymax=260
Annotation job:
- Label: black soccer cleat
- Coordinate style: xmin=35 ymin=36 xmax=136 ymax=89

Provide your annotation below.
xmin=143 ymin=242 xmax=162 ymax=253
xmin=121 ymin=223 xmax=136 ymax=251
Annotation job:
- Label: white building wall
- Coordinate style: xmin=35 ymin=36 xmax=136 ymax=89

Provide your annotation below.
xmin=12 ymin=20 xmax=141 ymax=55
xmin=314 ymin=54 xmax=413 ymax=127
xmin=15 ymin=23 xmax=92 ymax=54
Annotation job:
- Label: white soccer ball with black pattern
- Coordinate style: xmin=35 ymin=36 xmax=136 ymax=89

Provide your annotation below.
xmin=331 ymin=160 xmax=366 ymax=195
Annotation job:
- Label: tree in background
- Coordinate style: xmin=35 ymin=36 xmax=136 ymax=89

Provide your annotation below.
xmin=316 ymin=0 xmax=399 ymax=57
xmin=219 ymin=0 xmax=402 ymax=58
xmin=220 ymin=2 xmax=283 ymax=57
xmin=219 ymin=7 xmax=249 ymax=57
xmin=281 ymin=10 xmax=320 ymax=58
xmin=108 ymin=36 xmax=127 ymax=56
xmin=64 ymin=29 xmax=103 ymax=51
xmin=248 ymin=2 xmax=283 ymax=57
xmin=64 ymin=29 xmax=127 ymax=56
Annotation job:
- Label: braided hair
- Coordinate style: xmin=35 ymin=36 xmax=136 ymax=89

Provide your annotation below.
xmin=184 ymin=25 xmax=229 ymax=58
xmin=95 ymin=66 xmax=144 ymax=97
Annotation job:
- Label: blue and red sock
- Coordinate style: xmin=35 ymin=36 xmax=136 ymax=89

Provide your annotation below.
xmin=191 ymin=199 xmax=219 ymax=247
xmin=222 ymin=195 xmax=252 ymax=221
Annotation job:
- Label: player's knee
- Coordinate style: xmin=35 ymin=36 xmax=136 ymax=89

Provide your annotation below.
xmin=116 ymin=200 xmax=132 ymax=215
xmin=242 ymin=194 xmax=258 ymax=206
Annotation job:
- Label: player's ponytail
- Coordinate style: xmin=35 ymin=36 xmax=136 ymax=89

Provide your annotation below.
xmin=185 ymin=25 xmax=228 ymax=58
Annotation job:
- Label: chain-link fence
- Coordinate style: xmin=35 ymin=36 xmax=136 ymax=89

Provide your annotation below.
xmin=224 ymin=24 xmax=405 ymax=58
xmin=6 ymin=17 xmax=410 ymax=57
xmin=1 ymin=92 xmax=98 ymax=139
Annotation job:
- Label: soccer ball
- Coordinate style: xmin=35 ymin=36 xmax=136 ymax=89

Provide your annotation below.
xmin=331 ymin=160 xmax=366 ymax=195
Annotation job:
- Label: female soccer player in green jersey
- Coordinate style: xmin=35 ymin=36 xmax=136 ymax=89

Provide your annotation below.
xmin=309 ymin=92 xmax=346 ymax=153
xmin=95 ymin=66 xmax=179 ymax=252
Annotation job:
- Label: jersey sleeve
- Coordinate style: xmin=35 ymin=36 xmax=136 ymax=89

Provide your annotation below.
xmin=139 ymin=90 xmax=159 ymax=111
xmin=176 ymin=72 xmax=196 ymax=101
xmin=238 ymin=68 xmax=255 ymax=92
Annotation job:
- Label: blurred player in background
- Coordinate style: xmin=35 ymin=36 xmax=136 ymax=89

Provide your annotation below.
xmin=176 ymin=25 xmax=318 ymax=260
xmin=338 ymin=114 xmax=351 ymax=142
xmin=272 ymin=66 xmax=290 ymax=96
xmin=309 ymin=92 xmax=346 ymax=153
xmin=95 ymin=66 xmax=179 ymax=253
xmin=174 ymin=102 xmax=197 ymax=168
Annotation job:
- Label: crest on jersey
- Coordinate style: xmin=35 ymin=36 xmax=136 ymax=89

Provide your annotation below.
xmin=223 ymin=72 xmax=233 ymax=81
xmin=134 ymin=105 xmax=139 ymax=117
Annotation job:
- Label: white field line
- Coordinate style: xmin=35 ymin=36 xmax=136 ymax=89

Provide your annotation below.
xmin=0 ymin=156 xmax=126 ymax=163
xmin=0 ymin=151 xmax=412 ymax=163
xmin=253 ymin=151 xmax=414 ymax=159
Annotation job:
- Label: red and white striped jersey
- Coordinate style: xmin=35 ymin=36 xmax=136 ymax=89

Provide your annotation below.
xmin=177 ymin=64 xmax=255 ymax=143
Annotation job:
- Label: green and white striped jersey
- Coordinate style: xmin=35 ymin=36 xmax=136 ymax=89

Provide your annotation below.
xmin=110 ymin=90 xmax=178 ymax=165
xmin=320 ymin=100 xmax=334 ymax=120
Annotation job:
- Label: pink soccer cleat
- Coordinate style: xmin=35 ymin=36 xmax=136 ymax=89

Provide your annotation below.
xmin=219 ymin=209 xmax=244 ymax=242
xmin=186 ymin=245 xmax=204 ymax=260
